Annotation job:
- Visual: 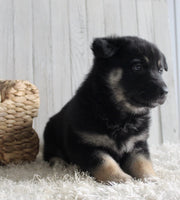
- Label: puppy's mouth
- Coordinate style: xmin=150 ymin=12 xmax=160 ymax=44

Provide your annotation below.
xmin=156 ymin=96 xmax=167 ymax=105
xmin=128 ymin=95 xmax=167 ymax=108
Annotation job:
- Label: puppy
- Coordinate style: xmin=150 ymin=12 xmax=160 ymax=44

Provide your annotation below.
xmin=43 ymin=36 xmax=168 ymax=183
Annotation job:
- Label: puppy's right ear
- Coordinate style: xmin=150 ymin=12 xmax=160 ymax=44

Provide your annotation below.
xmin=91 ymin=38 xmax=117 ymax=58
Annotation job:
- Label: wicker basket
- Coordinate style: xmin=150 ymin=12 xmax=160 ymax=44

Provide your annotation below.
xmin=0 ymin=80 xmax=40 ymax=164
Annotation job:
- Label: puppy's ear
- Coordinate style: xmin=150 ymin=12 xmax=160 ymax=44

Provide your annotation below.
xmin=91 ymin=38 xmax=117 ymax=58
xmin=162 ymin=55 xmax=168 ymax=71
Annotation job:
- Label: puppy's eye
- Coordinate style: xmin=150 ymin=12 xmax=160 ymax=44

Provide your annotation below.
xmin=158 ymin=68 xmax=163 ymax=74
xmin=132 ymin=64 xmax=143 ymax=71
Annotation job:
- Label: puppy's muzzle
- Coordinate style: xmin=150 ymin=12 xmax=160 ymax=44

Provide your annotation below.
xmin=156 ymin=85 xmax=168 ymax=105
xmin=159 ymin=85 xmax=168 ymax=97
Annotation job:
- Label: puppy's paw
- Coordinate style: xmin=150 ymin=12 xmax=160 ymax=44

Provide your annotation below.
xmin=111 ymin=173 xmax=133 ymax=183
xmin=119 ymin=174 xmax=133 ymax=182
xmin=142 ymin=174 xmax=159 ymax=183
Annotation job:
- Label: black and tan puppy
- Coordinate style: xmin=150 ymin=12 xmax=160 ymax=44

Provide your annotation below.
xmin=43 ymin=36 xmax=168 ymax=183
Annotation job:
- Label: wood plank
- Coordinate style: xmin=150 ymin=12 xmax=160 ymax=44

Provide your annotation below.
xmin=174 ymin=0 xmax=180 ymax=140
xmin=68 ymin=0 xmax=88 ymax=95
xmin=0 ymin=0 xmax=14 ymax=79
xmin=120 ymin=0 xmax=138 ymax=36
xmin=136 ymin=0 xmax=154 ymax=41
xmin=86 ymin=0 xmax=105 ymax=67
xmin=152 ymin=0 xmax=180 ymax=143
xmin=13 ymin=0 xmax=33 ymax=81
xmin=136 ymin=0 xmax=162 ymax=145
xmin=103 ymin=0 xmax=122 ymax=35
xmin=32 ymin=0 xmax=53 ymax=142
xmin=166 ymin=0 xmax=178 ymax=104
xmin=50 ymin=0 xmax=72 ymax=113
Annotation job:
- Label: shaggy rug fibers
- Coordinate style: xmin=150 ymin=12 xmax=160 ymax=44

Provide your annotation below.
xmin=0 ymin=144 xmax=179 ymax=200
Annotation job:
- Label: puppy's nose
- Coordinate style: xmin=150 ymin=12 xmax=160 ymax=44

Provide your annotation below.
xmin=160 ymin=86 xmax=168 ymax=97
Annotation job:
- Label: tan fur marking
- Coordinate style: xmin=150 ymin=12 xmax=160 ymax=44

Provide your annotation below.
xmin=158 ymin=59 xmax=161 ymax=67
xmin=128 ymin=155 xmax=156 ymax=179
xmin=108 ymin=69 xmax=123 ymax=85
xmin=144 ymin=56 xmax=149 ymax=63
xmin=92 ymin=153 xmax=132 ymax=183
xmin=108 ymin=69 xmax=147 ymax=114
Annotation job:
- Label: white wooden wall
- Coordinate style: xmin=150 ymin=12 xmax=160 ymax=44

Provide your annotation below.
xmin=167 ymin=0 xmax=180 ymax=139
xmin=0 ymin=0 xmax=179 ymax=145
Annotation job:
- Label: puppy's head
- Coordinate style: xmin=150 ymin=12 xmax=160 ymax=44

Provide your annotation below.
xmin=91 ymin=36 xmax=168 ymax=112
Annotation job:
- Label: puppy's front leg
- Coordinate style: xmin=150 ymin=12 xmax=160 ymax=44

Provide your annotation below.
xmin=126 ymin=154 xmax=156 ymax=179
xmin=92 ymin=152 xmax=132 ymax=183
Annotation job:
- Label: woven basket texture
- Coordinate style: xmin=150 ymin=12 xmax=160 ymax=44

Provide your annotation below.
xmin=0 ymin=80 xmax=40 ymax=164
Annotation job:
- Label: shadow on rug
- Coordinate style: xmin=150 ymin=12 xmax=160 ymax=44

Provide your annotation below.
xmin=0 ymin=144 xmax=179 ymax=200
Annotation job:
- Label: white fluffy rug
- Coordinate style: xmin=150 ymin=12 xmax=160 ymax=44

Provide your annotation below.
xmin=0 ymin=144 xmax=179 ymax=200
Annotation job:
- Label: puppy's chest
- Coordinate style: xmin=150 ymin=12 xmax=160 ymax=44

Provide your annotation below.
xmin=105 ymin=115 xmax=148 ymax=137
xmin=79 ymin=130 xmax=148 ymax=157
xmin=107 ymin=122 xmax=148 ymax=154
xmin=78 ymin=117 xmax=149 ymax=155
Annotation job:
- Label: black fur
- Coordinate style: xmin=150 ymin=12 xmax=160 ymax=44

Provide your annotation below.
xmin=43 ymin=36 xmax=168 ymax=178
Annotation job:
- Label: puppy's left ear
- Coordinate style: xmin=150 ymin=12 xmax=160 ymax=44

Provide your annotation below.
xmin=162 ymin=55 xmax=168 ymax=71
xmin=91 ymin=38 xmax=117 ymax=58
